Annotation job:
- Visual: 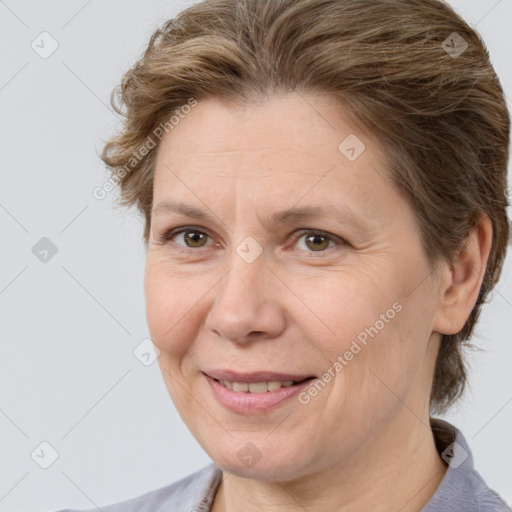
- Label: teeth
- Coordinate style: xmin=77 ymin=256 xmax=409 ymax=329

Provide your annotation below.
xmin=267 ymin=380 xmax=283 ymax=391
xmin=248 ymin=382 xmax=268 ymax=393
xmin=232 ymin=382 xmax=249 ymax=392
xmin=222 ymin=380 xmax=233 ymax=390
xmin=218 ymin=379 xmax=299 ymax=392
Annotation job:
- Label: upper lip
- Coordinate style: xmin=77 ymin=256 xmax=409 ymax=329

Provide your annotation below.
xmin=204 ymin=369 xmax=315 ymax=383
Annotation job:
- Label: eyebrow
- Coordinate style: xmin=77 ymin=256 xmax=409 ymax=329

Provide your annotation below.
xmin=151 ymin=200 xmax=370 ymax=231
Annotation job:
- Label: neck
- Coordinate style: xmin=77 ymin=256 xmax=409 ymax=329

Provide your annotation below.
xmin=211 ymin=414 xmax=447 ymax=512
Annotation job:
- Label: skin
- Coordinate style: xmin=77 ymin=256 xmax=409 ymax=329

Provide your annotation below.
xmin=144 ymin=93 xmax=493 ymax=511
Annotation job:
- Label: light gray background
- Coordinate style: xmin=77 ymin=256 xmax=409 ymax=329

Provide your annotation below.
xmin=0 ymin=1 xmax=511 ymax=510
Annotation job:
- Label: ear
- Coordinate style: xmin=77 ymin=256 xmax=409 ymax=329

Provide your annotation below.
xmin=432 ymin=212 xmax=493 ymax=335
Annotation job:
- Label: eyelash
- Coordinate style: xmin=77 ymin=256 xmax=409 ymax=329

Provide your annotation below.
xmin=156 ymin=226 xmax=347 ymax=255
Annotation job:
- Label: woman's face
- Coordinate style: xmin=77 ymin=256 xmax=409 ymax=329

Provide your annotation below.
xmin=144 ymin=93 xmax=445 ymax=480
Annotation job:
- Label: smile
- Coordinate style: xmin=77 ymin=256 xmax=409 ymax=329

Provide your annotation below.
xmin=214 ymin=379 xmax=307 ymax=393
xmin=204 ymin=372 xmax=316 ymax=413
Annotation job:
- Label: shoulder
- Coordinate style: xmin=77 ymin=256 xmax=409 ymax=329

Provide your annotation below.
xmin=424 ymin=419 xmax=511 ymax=512
xmin=52 ymin=463 xmax=222 ymax=512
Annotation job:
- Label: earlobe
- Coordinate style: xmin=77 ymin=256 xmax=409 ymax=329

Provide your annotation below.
xmin=432 ymin=212 xmax=493 ymax=335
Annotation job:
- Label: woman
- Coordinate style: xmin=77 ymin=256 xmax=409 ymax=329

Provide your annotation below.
xmin=58 ymin=0 xmax=511 ymax=510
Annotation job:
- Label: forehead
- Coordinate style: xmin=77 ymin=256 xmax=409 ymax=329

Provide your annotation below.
xmin=154 ymin=93 xmax=386 ymax=180
xmin=155 ymin=96 xmax=357 ymax=210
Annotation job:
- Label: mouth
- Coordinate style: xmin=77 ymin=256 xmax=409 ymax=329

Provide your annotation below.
xmin=211 ymin=377 xmax=314 ymax=393
xmin=203 ymin=370 xmax=317 ymax=413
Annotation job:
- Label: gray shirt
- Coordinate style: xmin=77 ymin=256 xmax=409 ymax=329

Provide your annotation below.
xmin=54 ymin=419 xmax=510 ymax=511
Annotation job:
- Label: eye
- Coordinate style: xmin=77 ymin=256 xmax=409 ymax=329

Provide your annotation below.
xmin=156 ymin=226 xmax=346 ymax=254
xmin=158 ymin=227 xmax=213 ymax=249
xmin=293 ymin=230 xmax=342 ymax=253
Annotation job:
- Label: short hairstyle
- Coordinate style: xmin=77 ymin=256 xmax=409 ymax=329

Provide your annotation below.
xmin=100 ymin=0 xmax=510 ymax=414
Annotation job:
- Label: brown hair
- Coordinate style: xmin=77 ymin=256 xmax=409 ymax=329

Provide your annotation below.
xmin=100 ymin=0 xmax=510 ymax=414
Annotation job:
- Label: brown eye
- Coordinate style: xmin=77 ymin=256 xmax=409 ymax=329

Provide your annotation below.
xmin=304 ymin=234 xmax=332 ymax=251
xmin=177 ymin=230 xmax=209 ymax=247
xmin=160 ymin=228 xmax=212 ymax=249
xmin=294 ymin=231 xmax=341 ymax=253
xmin=182 ymin=230 xmax=208 ymax=247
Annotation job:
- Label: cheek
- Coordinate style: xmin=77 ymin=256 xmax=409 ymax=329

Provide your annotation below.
xmin=144 ymin=263 xmax=206 ymax=358
xmin=329 ymin=293 xmax=434 ymax=421
xmin=303 ymin=273 xmax=419 ymax=404
xmin=301 ymin=274 xmax=401 ymax=353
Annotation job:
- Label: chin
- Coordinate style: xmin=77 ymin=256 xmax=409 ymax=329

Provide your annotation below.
xmin=205 ymin=438 xmax=317 ymax=482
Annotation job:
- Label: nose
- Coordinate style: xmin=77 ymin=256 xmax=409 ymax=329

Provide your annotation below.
xmin=204 ymin=252 xmax=287 ymax=344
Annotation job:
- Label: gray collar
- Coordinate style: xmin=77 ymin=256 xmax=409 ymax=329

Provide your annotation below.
xmin=422 ymin=418 xmax=509 ymax=511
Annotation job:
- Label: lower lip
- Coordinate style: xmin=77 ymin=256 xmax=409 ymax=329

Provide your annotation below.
xmin=205 ymin=374 xmax=315 ymax=414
